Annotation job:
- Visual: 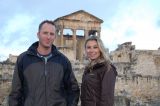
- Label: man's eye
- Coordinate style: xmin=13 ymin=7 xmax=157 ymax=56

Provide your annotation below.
xmin=43 ymin=32 xmax=48 ymax=34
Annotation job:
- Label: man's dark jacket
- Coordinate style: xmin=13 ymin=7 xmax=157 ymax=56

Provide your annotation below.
xmin=9 ymin=42 xmax=80 ymax=106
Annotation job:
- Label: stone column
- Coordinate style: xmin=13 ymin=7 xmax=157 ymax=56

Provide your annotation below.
xmin=84 ymin=29 xmax=89 ymax=40
xmin=60 ymin=28 xmax=63 ymax=46
xmin=72 ymin=29 xmax=77 ymax=60
xmin=97 ymin=30 xmax=100 ymax=37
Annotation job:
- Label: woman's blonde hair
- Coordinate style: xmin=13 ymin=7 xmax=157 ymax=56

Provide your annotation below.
xmin=84 ymin=35 xmax=111 ymax=64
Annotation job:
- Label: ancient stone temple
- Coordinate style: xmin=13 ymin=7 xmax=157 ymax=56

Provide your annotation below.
xmin=53 ymin=10 xmax=103 ymax=61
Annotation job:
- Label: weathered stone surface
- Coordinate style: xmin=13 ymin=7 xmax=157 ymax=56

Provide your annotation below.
xmin=111 ymin=42 xmax=160 ymax=105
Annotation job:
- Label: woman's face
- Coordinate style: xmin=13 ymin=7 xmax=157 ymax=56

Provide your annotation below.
xmin=85 ymin=40 xmax=101 ymax=61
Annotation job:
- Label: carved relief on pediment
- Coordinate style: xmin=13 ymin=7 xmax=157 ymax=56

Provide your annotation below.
xmin=63 ymin=12 xmax=100 ymax=22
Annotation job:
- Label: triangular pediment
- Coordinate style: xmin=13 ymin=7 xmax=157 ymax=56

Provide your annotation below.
xmin=54 ymin=10 xmax=103 ymax=23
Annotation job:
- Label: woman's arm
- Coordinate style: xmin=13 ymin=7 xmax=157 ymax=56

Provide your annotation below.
xmin=100 ymin=65 xmax=117 ymax=106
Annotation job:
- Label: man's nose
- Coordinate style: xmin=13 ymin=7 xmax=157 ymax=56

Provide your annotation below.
xmin=47 ymin=33 xmax=52 ymax=38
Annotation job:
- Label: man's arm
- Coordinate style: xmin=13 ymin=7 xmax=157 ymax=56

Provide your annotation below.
xmin=64 ymin=60 xmax=80 ymax=106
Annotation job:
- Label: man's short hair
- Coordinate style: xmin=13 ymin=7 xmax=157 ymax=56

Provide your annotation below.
xmin=38 ymin=20 xmax=55 ymax=32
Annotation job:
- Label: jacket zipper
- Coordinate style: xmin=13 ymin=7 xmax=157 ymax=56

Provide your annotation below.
xmin=39 ymin=54 xmax=52 ymax=106
xmin=44 ymin=57 xmax=48 ymax=106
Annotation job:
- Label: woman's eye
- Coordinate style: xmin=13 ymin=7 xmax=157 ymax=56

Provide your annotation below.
xmin=93 ymin=46 xmax=98 ymax=49
xmin=86 ymin=46 xmax=91 ymax=49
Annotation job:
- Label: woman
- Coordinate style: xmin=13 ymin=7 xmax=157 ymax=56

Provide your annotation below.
xmin=81 ymin=35 xmax=117 ymax=106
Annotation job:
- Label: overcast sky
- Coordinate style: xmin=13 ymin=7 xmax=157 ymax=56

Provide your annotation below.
xmin=0 ymin=0 xmax=160 ymax=61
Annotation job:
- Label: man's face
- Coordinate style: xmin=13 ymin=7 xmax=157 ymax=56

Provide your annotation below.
xmin=37 ymin=23 xmax=56 ymax=48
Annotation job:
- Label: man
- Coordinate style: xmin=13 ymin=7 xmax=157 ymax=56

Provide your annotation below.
xmin=9 ymin=20 xmax=80 ymax=106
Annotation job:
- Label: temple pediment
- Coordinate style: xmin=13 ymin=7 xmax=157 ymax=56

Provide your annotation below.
xmin=54 ymin=10 xmax=103 ymax=23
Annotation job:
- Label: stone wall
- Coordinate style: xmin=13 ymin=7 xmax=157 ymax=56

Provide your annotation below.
xmin=8 ymin=54 xmax=17 ymax=64
xmin=0 ymin=62 xmax=14 ymax=105
xmin=111 ymin=42 xmax=160 ymax=105
xmin=0 ymin=63 xmax=14 ymax=81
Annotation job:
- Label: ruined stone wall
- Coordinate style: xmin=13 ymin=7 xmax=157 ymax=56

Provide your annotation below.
xmin=114 ymin=63 xmax=160 ymax=105
xmin=0 ymin=63 xmax=14 ymax=81
xmin=111 ymin=42 xmax=160 ymax=77
xmin=8 ymin=54 xmax=17 ymax=64
xmin=110 ymin=42 xmax=160 ymax=105
xmin=132 ymin=50 xmax=160 ymax=76
xmin=0 ymin=63 xmax=14 ymax=105
xmin=115 ymin=76 xmax=160 ymax=101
